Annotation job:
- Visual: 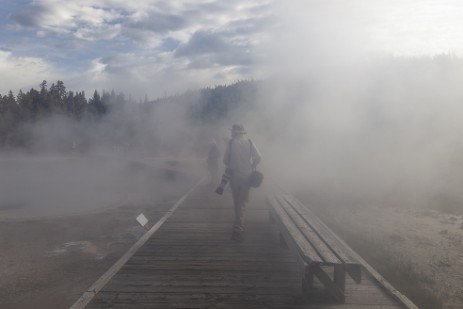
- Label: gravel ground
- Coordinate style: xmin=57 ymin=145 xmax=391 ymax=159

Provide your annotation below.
xmin=300 ymin=195 xmax=463 ymax=309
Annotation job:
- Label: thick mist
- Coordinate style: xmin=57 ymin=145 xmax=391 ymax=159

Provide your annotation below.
xmin=245 ymin=60 xmax=463 ymax=211
xmin=3 ymin=1 xmax=463 ymax=218
xmin=0 ymin=98 xmax=204 ymax=218
xmin=242 ymin=1 xmax=463 ymax=214
xmin=5 ymin=55 xmax=463 ymax=217
xmin=0 ymin=155 xmax=197 ymax=219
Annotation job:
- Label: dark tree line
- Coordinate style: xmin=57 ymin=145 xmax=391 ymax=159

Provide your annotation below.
xmin=193 ymin=80 xmax=259 ymax=122
xmin=148 ymin=80 xmax=260 ymax=123
xmin=0 ymin=79 xmax=260 ymax=151
xmin=0 ymin=80 xmax=127 ymax=148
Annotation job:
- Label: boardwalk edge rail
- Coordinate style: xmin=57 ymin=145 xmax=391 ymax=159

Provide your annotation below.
xmin=69 ymin=177 xmax=205 ymax=309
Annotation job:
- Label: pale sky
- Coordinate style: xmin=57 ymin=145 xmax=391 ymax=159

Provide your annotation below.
xmin=1 ymin=0 xmax=463 ymax=99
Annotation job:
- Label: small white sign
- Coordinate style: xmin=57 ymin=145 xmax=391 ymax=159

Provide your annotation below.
xmin=136 ymin=213 xmax=149 ymax=227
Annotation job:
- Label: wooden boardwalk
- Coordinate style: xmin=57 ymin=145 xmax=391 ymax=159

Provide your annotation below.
xmin=76 ymin=182 xmax=413 ymax=309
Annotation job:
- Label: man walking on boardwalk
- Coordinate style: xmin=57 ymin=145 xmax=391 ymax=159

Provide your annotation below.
xmin=223 ymin=124 xmax=262 ymax=242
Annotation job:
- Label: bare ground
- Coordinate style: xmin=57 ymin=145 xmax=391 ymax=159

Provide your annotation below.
xmin=0 ymin=199 xmax=177 ymax=309
xmin=300 ymin=196 xmax=463 ymax=309
xmin=0 ymin=156 xmax=201 ymax=309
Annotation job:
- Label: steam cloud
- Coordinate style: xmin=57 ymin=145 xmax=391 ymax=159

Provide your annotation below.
xmin=246 ymin=0 xmax=463 ymax=212
xmin=2 ymin=0 xmax=463 ymax=218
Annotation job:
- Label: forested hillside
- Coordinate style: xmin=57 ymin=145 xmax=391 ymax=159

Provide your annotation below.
xmin=0 ymin=80 xmax=260 ymax=153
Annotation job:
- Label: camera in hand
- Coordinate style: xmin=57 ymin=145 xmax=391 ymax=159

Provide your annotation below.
xmin=215 ymin=168 xmax=232 ymax=195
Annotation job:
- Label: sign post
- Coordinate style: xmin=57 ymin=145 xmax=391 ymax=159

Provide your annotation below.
xmin=136 ymin=213 xmax=149 ymax=230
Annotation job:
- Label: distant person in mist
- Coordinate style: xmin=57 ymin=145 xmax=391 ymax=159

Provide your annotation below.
xmin=223 ymin=124 xmax=261 ymax=242
xmin=207 ymin=140 xmax=220 ymax=185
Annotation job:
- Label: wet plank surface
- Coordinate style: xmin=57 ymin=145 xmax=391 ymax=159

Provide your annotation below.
xmin=85 ymin=184 xmax=404 ymax=309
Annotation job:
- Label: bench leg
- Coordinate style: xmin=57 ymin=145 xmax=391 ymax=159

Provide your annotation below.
xmin=313 ymin=265 xmax=345 ymax=302
xmin=302 ymin=265 xmax=314 ymax=293
xmin=346 ymin=264 xmax=362 ymax=284
xmin=334 ymin=264 xmax=346 ymax=293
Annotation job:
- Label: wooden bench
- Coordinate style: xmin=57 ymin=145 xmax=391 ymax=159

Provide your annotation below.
xmin=268 ymin=194 xmax=362 ymax=302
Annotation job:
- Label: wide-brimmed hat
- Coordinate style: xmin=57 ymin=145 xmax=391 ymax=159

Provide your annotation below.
xmin=231 ymin=124 xmax=246 ymax=134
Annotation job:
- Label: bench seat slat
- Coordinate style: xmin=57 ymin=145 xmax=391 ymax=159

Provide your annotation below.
xmin=268 ymin=194 xmax=363 ymax=303
xmin=282 ymin=195 xmax=358 ymax=265
xmin=268 ymin=197 xmax=323 ymax=264
xmin=275 ymin=196 xmax=341 ymax=265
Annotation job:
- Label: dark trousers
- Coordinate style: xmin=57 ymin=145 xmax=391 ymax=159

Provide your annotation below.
xmin=230 ymin=176 xmax=250 ymax=233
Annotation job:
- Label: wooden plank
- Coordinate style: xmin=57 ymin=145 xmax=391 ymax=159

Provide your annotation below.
xmin=104 ymin=279 xmax=301 ymax=291
xmin=268 ymin=196 xmax=323 ymax=264
xmin=108 ymin=272 xmax=301 ymax=284
xmin=276 ymin=195 xmax=341 ymax=264
xmin=136 ymin=244 xmax=291 ymax=253
xmin=283 ymin=195 xmax=358 ymax=265
xmin=86 ymin=292 xmax=298 ymax=309
xmin=344 ymin=292 xmax=401 ymax=306
xmin=100 ymin=282 xmax=301 ymax=294
xmin=146 ymin=230 xmax=278 ymax=240
xmin=120 ymin=262 xmax=300 ymax=273
xmin=160 ymin=221 xmax=272 ymax=230
xmin=126 ymin=255 xmax=297 ymax=263
xmin=170 ymin=210 xmax=266 ymax=220
xmin=69 ymin=178 xmax=204 ymax=309
xmin=104 ymin=275 xmax=301 ymax=289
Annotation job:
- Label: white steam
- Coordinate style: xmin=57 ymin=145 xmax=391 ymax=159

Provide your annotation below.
xmin=245 ymin=1 xmax=463 ymax=212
